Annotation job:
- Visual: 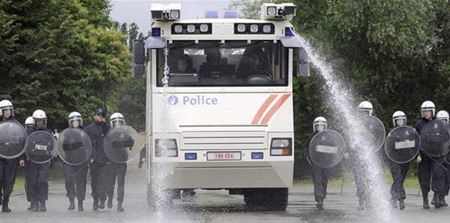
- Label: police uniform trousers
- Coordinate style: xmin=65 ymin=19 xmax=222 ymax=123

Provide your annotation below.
xmin=64 ymin=163 xmax=88 ymax=201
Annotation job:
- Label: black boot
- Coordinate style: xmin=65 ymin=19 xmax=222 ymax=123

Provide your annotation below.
xmin=434 ymin=195 xmax=444 ymax=209
xmin=93 ymin=199 xmax=99 ymax=211
xmin=32 ymin=201 xmax=40 ymax=212
xmin=443 ymin=197 xmax=448 ymax=207
xmin=78 ymin=200 xmax=84 ymax=211
xmin=2 ymin=202 xmax=11 ymax=213
xmin=398 ymin=199 xmax=405 ymax=210
xmin=68 ymin=198 xmax=75 ymax=210
xmin=117 ymin=202 xmax=124 ymax=212
xmin=107 ymin=198 xmax=113 ymax=209
xmin=99 ymin=200 xmax=105 ymax=209
xmin=39 ymin=201 xmax=47 ymax=212
xmin=423 ymin=195 xmax=430 ymax=209
xmin=316 ymin=200 xmax=324 ymax=210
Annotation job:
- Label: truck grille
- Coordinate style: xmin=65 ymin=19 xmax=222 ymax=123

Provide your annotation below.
xmin=181 ymin=131 xmax=266 ymax=150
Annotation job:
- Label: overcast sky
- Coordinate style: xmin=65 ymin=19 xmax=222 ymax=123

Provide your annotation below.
xmin=110 ymin=0 xmax=237 ymax=35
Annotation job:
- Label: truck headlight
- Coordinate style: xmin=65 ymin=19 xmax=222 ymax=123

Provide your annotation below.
xmin=270 ymin=138 xmax=292 ymax=156
xmin=169 ymin=10 xmax=180 ymax=20
xmin=155 ymin=139 xmax=178 ymax=157
xmin=199 ymin=24 xmax=209 ymax=33
xmin=173 ymin=25 xmax=183 ymax=33
xmin=267 ymin=6 xmax=277 ymax=16
xmin=250 ymin=24 xmax=259 ymax=33
xmin=187 ymin=24 xmax=196 ymax=33
xmin=236 ymin=24 xmax=246 ymax=33
xmin=263 ymin=24 xmax=272 ymax=33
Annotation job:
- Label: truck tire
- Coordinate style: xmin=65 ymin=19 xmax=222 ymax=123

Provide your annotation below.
xmin=244 ymin=188 xmax=288 ymax=211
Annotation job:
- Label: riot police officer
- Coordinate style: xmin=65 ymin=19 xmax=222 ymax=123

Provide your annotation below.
xmin=388 ymin=111 xmax=410 ymax=210
xmin=27 ymin=109 xmax=53 ymax=212
xmin=305 ymin=117 xmax=329 ymax=210
xmin=0 ymin=100 xmax=25 ymax=212
xmin=25 ymin=116 xmax=34 ymax=130
xmin=84 ymin=108 xmax=110 ymax=210
xmin=415 ymin=101 xmax=447 ymax=209
xmin=63 ymin=112 xmax=89 ymax=211
xmin=352 ymin=101 xmax=373 ymax=210
xmin=106 ymin=112 xmax=127 ymax=212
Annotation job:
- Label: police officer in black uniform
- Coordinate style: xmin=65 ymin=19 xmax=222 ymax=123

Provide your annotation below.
xmin=388 ymin=111 xmax=410 ymax=210
xmin=350 ymin=101 xmax=374 ymax=210
xmin=63 ymin=112 xmax=89 ymax=211
xmin=415 ymin=101 xmax=447 ymax=209
xmin=0 ymin=100 xmax=25 ymax=212
xmin=305 ymin=116 xmax=329 ymax=210
xmin=84 ymin=108 xmax=110 ymax=210
xmin=27 ymin=109 xmax=53 ymax=212
xmin=106 ymin=112 xmax=127 ymax=212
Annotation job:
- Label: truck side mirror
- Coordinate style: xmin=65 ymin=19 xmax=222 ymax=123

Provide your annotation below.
xmin=133 ymin=39 xmax=145 ymax=65
xmin=296 ymin=47 xmax=310 ymax=77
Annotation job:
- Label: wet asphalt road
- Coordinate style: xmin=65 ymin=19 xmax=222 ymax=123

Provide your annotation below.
xmin=1 ymin=163 xmax=449 ymax=223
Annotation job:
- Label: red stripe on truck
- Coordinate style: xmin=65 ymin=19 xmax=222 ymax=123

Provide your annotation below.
xmin=260 ymin=94 xmax=291 ymax=125
xmin=251 ymin=95 xmax=277 ymax=125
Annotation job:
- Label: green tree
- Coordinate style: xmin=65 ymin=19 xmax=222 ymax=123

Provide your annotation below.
xmin=120 ymin=22 xmax=128 ymax=34
xmin=117 ymin=77 xmax=146 ymax=131
xmin=128 ymin=22 xmax=139 ymax=52
xmin=0 ymin=0 xmax=131 ymax=129
xmin=78 ymin=0 xmax=111 ymax=27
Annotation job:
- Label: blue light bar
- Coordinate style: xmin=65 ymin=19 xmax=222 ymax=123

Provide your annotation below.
xmin=185 ymin=153 xmax=197 ymax=160
xmin=224 ymin=11 xmax=238 ymax=18
xmin=251 ymin=152 xmax=264 ymax=160
xmin=285 ymin=27 xmax=294 ymax=37
xmin=151 ymin=27 xmax=161 ymax=37
xmin=205 ymin=10 xmax=218 ymax=18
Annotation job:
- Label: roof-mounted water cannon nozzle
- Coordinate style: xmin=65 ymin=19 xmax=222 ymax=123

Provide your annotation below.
xmin=151 ymin=3 xmax=181 ymax=21
xmin=261 ymin=3 xmax=296 ymax=21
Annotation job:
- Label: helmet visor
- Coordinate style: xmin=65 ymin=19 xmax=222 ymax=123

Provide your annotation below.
xmin=1 ymin=108 xmax=13 ymax=119
xmin=395 ymin=119 xmax=406 ymax=127
xmin=421 ymin=109 xmax=433 ymax=118
xmin=35 ymin=118 xmax=47 ymax=129
xmin=112 ymin=119 xmax=125 ymax=127
xmin=314 ymin=123 xmax=327 ymax=132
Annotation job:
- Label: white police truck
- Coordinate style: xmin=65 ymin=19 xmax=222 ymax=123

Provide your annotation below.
xmin=137 ymin=3 xmax=309 ymax=211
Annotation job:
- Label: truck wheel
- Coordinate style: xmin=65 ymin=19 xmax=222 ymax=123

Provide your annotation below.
xmin=244 ymin=188 xmax=288 ymax=211
xmin=264 ymin=188 xmax=288 ymax=211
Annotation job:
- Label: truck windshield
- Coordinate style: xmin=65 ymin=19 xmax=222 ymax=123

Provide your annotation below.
xmin=156 ymin=40 xmax=288 ymax=87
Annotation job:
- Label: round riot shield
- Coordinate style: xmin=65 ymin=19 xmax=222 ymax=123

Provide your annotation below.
xmin=360 ymin=116 xmax=386 ymax=152
xmin=420 ymin=119 xmax=450 ymax=158
xmin=57 ymin=128 xmax=92 ymax=165
xmin=309 ymin=130 xmax=346 ymax=168
xmin=0 ymin=121 xmax=27 ymax=159
xmin=25 ymin=131 xmax=57 ymax=164
xmin=104 ymin=126 xmax=139 ymax=163
xmin=384 ymin=126 xmax=420 ymax=164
